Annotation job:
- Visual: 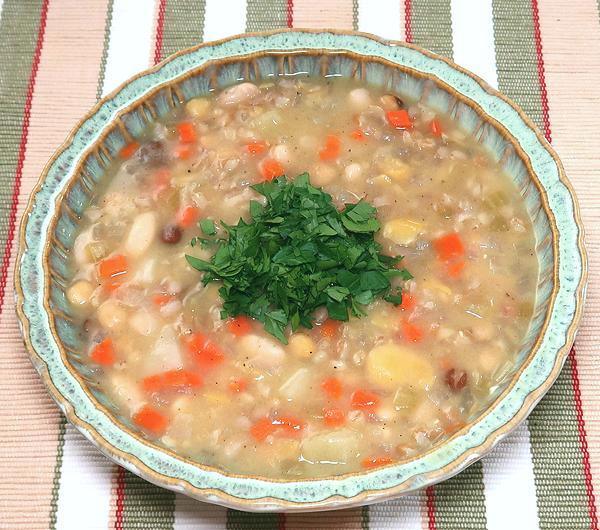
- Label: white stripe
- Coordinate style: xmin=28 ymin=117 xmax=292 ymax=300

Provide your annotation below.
xmin=0 ymin=0 xmax=5 ymax=24
xmin=450 ymin=0 xmax=498 ymax=87
xmin=101 ymin=0 xmax=157 ymax=96
xmin=357 ymin=0 xmax=403 ymax=41
xmin=202 ymin=0 xmax=247 ymax=42
xmin=368 ymin=492 xmax=424 ymax=529
xmin=174 ymin=493 xmax=228 ymax=529
xmin=54 ymin=425 xmax=113 ymax=530
xmin=482 ymin=423 xmax=541 ymax=530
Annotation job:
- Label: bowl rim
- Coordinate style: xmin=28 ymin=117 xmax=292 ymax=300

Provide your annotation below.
xmin=15 ymin=29 xmax=587 ymax=511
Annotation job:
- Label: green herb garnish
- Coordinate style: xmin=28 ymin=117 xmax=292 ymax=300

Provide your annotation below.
xmin=186 ymin=174 xmax=411 ymax=343
xmin=199 ymin=218 xmax=216 ymax=236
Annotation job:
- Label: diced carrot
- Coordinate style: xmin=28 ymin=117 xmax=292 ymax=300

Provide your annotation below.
xmin=319 ymin=319 xmax=340 ymax=339
xmin=401 ymin=320 xmax=423 ymax=343
xmin=228 ymin=378 xmax=248 ymax=393
xmin=399 ymin=292 xmax=415 ymax=312
xmin=142 ymin=369 xmax=202 ymax=393
xmin=319 ymin=134 xmax=341 ymax=161
xmin=350 ymin=128 xmax=367 ymax=142
xmin=226 ymin=316 xmax=253 ymax=337
xmin=178 ymin=205 xmax=200 ymax=228
xmin=250 ymin=415 xmax=306 ymax=442
xmin=445 ymin=260 xmax=465 ymax=278
xmin=176 ymin=121 xmax=197 ymax=144
xmin=185 ymin=332 xmax=225 ymax=368
xmin=119 ymin=141 xmax=139 ymax=159
xmin=433 ymin=232 xmax=465 ymax=261
xmin=361 ymin=456 xmax=393 ymax=469
xmin=386 ymin=109 xmax=413 ymax=130
xmin=321 ymin=377 xmax=343 ymax=400
xmin=250 ymin=418 xmax=276 ymax=441
xmin=430 ymin=118 xmax=443 ymax=137
xmin=90 ymin=338 xmax=116 ymax=366
xmin=133 ymin=405 xmax=168 ymax=435
xmin=152 ymin=293 xmax=175 ymax=306
xmin=98 ymin=254 xmax=128 ymax=280
xmin=351 ymin=389 xmax=380 ymax=411
xmin=272 ymin=415 xmax=306 ymax=438
xmin=174 ymin=143 xmax=195 ymax=160
xmin=323 ymin=407 xmax=345 ymax=427
xmin=260 ymin=158 xmax=285 ymax=181
xmin=245 ymin=140 xmax=267 ymax=155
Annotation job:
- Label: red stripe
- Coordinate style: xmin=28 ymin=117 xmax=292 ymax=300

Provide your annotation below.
xmin=570 ymin=348 xmax=599 ymax=530
xmin=113 ymin=466 xmax=125 ymax=529
xmin=404 ymin=0 xmax=413 ymax=43
xmin=530 ymin=0 xmax=552 ymax=142
xmin=287 ymin=0 xmax=294 ymax=28
xmin=0 ymin=0 xmax=49 ymax=318
xmin=426 ymin=486 xmax=437 ymax=530
xmin=278 ymin=512 xmax=286 ymax=530
xmin=153 ymin=0 xmax=167 ymax=65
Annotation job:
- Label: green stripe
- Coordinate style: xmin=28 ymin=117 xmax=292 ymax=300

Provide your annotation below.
xmin=121 ymin=471 xmax=175 ymax=529
xmin=96 ymin=0 xmax=115 ymax=100
xmin=529 ymin=360 xmax=592 ymax=529
xmin=246 ymin=0 xmax=288 ymax=31
xmin=493 ymin=1 xmax=593 ymax=528
xmin=352 ymin=0 xmax=359 ymax=31
xmin=160 ymin=0 xmax=206 ymax=59
xmin=492 ymin=0 xmax=545 ymax=132
xmin=0 ymin=0 xmax=44 ymax=278
xmin=433 ymin=462 xmax=488 ymax=529
xmin=361 ymin=505 xmax=370 ymax=529
xmin=409 ymin=4 xmax=488 ymax=528
xmin=49 ymin=420 xmax=67 ymax=529
xmin=227 ymin=510 xmax=281 ymax=529
xmin=409 ymin=0 xmax=453 ymax=58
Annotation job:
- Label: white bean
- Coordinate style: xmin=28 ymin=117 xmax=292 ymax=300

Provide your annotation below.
xmin=271 ymin=144 xmax=293 ymax=165
xmin=344 ymin=163 xmax=363 ymax=183
xmin=217 ymin=82 xmax=259 ymax=106
xmin=125 ymin=212 xmax=157 ymax=258
xmin=348 ymin=87 xmax=372 ymax=111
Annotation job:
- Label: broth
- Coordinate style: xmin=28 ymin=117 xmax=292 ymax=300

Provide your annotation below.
xmin=66 ymin=77 xmax=538 ymax=478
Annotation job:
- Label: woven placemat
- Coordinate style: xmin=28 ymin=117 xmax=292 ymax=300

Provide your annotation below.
xmin=1 ymin=1 xmax=599 ymax=528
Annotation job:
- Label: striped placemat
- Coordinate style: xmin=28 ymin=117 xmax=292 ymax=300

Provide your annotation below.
xmin=1 ymin=1 xmax=598 ymax=528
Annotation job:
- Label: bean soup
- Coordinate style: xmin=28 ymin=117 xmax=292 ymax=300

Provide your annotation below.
xmin=66 ymin=77 xmax=538 ymax=478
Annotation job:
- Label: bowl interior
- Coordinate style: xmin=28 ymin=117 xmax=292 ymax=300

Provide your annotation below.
xmin=48 ymin=52 xmax=555 ymax=452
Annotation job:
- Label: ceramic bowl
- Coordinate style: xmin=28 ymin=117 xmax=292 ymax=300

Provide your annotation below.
xmin=15 ymin=30 xmax=587 ymax=512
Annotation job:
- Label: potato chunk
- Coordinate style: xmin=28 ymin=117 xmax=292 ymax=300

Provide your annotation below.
xmin=366 ymin=343 xmax=434 ymax=391
xmin=383 ymin=219 xmax=423 ymax=245
xmin=300 ymin=428 xmax=363 ymax=465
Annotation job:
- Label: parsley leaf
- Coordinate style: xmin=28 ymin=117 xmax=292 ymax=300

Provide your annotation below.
xmin=199 ymin=219 xmax=216 ymax=236
xmin=186 ymin=174 xmax=411 ymax=343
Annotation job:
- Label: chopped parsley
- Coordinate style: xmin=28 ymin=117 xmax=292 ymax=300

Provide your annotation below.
xmin=186 ymin=174 xmax=412 ymax=343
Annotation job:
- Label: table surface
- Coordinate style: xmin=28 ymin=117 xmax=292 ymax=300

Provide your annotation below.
xmin=1 ymin=0 xmax=599 ymax=529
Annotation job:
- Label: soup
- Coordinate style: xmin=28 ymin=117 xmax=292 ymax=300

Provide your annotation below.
xmin=66 ymin=77 xmax=537 ymax=478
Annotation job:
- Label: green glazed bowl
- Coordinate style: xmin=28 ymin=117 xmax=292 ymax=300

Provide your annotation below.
xmin=15 ymin=30 xmax=586 ymax=511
